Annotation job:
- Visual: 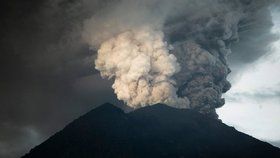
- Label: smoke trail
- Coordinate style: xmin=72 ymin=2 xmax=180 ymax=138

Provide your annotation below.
xmin=83 ymin=0 xmax=279 ymax=117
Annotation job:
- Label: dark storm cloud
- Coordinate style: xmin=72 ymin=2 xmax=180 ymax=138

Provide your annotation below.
xmin=228 ymin=4 xmax=279 ymax=76
xmin=0 ymin=0 xmax=279 ymax=157
xmin=0 ymin=0 xmax=123 ymax=157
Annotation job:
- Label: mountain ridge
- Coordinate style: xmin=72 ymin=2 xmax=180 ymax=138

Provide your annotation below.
xmin=22 ymin=103 xmax=280 ymax=158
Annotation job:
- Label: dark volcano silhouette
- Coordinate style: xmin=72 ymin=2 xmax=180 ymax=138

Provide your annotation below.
xmin=22 ymin=103 xmax=280 ymax=158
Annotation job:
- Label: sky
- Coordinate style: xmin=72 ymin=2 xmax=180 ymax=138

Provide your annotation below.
xmin=0 ymin=0 xmax=280 ymax=158
xmin=217 ymin=9 xmax=280 ymax=147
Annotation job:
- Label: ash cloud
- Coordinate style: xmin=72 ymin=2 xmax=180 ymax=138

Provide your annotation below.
xmin=0 ymin=0 xmax=279 ymax=157
xmin=83 ymin=0 xmax=279 ymax=117
xmin=95 ymin=28 xmax=189 ymax=108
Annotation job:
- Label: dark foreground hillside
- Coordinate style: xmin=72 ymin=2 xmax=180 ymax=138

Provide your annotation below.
xmin=22 ymin=103 xmax=280 ymax=158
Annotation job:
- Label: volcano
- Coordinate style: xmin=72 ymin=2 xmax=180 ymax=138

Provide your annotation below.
xmin=22 ymin=103 xmax=280 ymax=158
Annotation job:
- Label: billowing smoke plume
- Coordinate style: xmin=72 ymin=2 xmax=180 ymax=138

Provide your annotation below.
xmin=83 ymin=0 xmax=279 ymax=117
xmin=95 ymin=27 xmax=189 ymax=108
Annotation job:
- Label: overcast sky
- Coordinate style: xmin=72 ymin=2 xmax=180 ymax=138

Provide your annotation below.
xmin=217 ymin=8 xmax=280 ymax=148
xmin=1 ymin=1 xmax=280 ymax=158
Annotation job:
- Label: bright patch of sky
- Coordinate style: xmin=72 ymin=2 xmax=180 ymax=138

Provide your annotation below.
xmin=217 ymin=8 xmax=280 ymax=147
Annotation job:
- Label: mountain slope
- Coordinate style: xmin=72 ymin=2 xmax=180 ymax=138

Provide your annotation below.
xmin=22 ymin=103 xmax=280 ymax=158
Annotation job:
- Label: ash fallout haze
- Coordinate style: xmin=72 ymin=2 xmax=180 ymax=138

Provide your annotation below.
xmin=0 ymin=0 xmax=280 ymax=158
